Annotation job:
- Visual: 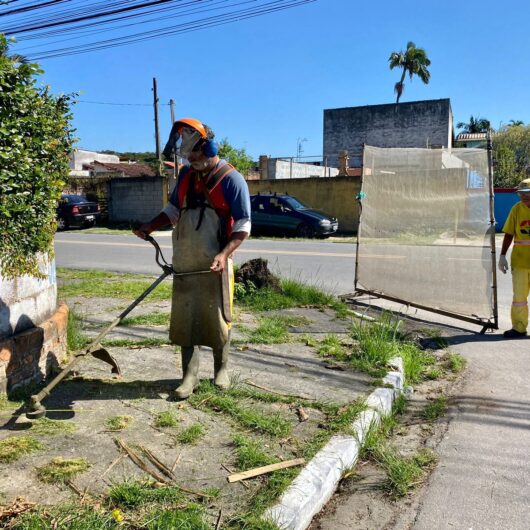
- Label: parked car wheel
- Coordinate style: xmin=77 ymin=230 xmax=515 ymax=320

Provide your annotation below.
xmin=297 ymin=223 xmax=315 ymax=238
xmin=57 ymin=216 xmax=68 ymax=231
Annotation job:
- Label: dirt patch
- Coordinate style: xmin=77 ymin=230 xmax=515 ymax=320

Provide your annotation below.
xmin=235 ymin=258 xmax=281 ymax=290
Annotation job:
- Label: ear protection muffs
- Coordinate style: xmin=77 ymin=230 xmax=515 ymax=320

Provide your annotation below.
xmin=202 ymin=139 xmax=219 ymax=157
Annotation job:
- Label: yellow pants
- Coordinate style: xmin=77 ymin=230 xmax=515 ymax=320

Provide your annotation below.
xmin=511 ymin=268 xmax=530 ymax=333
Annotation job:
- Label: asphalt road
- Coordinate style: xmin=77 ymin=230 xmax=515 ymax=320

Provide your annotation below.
xmin=54 ymin=231 xmax=512 ymax=329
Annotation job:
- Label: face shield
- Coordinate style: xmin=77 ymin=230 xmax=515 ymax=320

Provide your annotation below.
xmin=175 ymin=127 xmax=203 ymax=160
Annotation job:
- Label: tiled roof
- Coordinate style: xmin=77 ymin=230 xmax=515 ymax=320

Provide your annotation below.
xmin=455 ymin=133 xmax=488 ymax=141
xmin=93 ymin=161 xmax=157 ymax=177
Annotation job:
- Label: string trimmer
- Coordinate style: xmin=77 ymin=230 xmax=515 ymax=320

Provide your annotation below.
xmin=26 ymin=233 xmax=210 ymax=419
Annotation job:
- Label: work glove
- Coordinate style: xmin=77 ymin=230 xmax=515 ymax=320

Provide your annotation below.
xmin=498 ymin=255 xmax=509 ymax=274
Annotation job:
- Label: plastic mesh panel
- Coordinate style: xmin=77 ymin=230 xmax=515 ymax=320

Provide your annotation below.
xmin=358 ymin=146 xmax=494 ymax=319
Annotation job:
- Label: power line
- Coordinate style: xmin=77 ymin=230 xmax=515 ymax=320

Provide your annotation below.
xmin=2 ymin=0 xmax=316 ymax=59
xmin=77 ymin=99 xmax=168 ymax=106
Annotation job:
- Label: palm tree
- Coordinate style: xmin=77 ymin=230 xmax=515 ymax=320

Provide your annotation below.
xmin=388 ymin=41 xmax=431 ymax=103
xmin=508 ymin=119 xmax=524 ymax=127
xmin=456 ymin=116 xmax=491 ymax=134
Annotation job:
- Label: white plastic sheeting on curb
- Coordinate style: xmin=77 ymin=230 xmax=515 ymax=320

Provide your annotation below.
xmin=264 ymin=357 xmax=404 ymax=530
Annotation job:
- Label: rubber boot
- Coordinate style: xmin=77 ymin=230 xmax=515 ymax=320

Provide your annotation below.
xmin=175 ymin=346 xmax=200 ymax=399
xmin=213 ymin=341 xmax=230 ymax=390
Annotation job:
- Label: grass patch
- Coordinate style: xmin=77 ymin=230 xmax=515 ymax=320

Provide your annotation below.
xmin=10 ymin=504 xmax=118 ymax=529
xmin=232 ymin=434 xmax=275 ymax=470
xmin=67 ymin=309 xmax=90 ymax=351
xmin=59 ymin=273 xmax=172 ymax=302
xmin=101 ymin=337 xmax=170 ymax=348
xmin=36 ymin=457 xmax=91 ymax=484
xmin=109 ymin=479 xmax=185 ymax=508
xmin=0 ymin=436 xmax=43 ymax=463
xmin=447 ymin=352 xmax=467 ymax=373
xmin=422 ymin=396 xmax=448 ymax=422
xmin=176 ymin=423 xmax=205 ymax=444
xmin=236 ymin=277 xmax=346 ymax=315
xmin=350 ymin=313 xmax=436 ymax=383
xmin=154 ymin=410 xmax=179 ymax=428
xmin=0 ymin=394 xmax=24 ymax=412
xmin=425 ymin=368 xmax=443 ymax=380
xmin=189 ymin=383 xmax=291 ymax=437
xmin=29 ymin=418 xmax=76 ymax=436
xmin=318 ymin=334 xmax=347 ymax=360
xmin=379 ymin=448 xmax=437 ymax=497
xmin=143 ymin=504 xmax=209 ymax=530
xmin=105 ymin=415 xmax=133 ymax=431
xmin=120 ymin=312 xmax=169 ymax=327
xmin=247 ymin=316 xmax=290 ymax=344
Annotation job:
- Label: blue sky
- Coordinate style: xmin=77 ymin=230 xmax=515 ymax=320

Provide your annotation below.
xmin=14 ymin=0 xmax=530 ymax=159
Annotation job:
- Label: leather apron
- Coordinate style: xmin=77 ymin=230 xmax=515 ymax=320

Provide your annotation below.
xmin=169 ymin=181 xmax=233 ymax=350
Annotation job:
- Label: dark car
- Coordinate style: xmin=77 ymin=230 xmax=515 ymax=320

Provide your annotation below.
xmin=57 ymin=194 xmax=100 ymax=230
xmin=250 ymin=193 xmax=338 ymax=238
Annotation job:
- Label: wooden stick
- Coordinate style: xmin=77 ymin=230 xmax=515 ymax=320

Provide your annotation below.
xmin=244 ymin=380 xmax=310 ymax=401
xmin=114 ymin=438 xmax=170 ymax=485
xmin=214 ymin=509 xmax=223 ymax=530
xmin=102 ymin=454 xmax=125 ymax=477
xmin=227 ymin=458 xmax=305 ymax=483
xmin=171 ymin=452 xmax=182 ymax=473
xmin=221 ymin=463 xmax=249 ymax=489
xmin=139 ymin=445 xmax=176 ymax=481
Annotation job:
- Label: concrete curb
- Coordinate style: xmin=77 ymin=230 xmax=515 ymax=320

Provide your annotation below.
xmin=264 ymin=356 xmax=405 ymax=530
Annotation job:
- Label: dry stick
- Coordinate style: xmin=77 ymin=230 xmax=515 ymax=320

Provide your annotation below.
xmin=114 ymin=438 xmax=170 ymax=485
xmin=244 ymin=380 xmax=311 ymax=401
xmin=102 ymin=453 xmax=126 ymax=477
xmin=215 ymin=509 xmax=223 ymax=530
xmin=66 ymin=480 xmax=83 ymax=497
xmin=221 ymin=463 xmax=250 ymax=490
xmin=139 ymin=445 xmax=176 ymax=481
xmin=227 ymin=458 xmax=305 ymax=483
xmin=171 ymin=452 xmax=182 ymax=473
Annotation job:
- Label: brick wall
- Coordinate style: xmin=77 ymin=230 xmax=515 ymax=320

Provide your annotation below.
xmin=108 ymin=176 xmax=168 ymax=223
xmin=323 ymin=98 xmax=453 ymax=168
xmin=0 ymin=303 xmax=68 ymax=393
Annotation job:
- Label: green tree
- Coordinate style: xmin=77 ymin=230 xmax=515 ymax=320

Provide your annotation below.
xmin=493 ymin=124 xmax=530 ymax=187
xmin=0 ymin=34 xmax=76 ymax=278
xmin=456 ymin=115 xmax=491 ymax=133
xmin=388 ymin=41 xmax=431 ymax=103
xmin=508 ymin=119 xmax=524 ymax=127
xmin=218 ymin=138 xmax=254 ymax=176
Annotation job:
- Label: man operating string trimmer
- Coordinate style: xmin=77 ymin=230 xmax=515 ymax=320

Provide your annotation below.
xmin=134 ymin=118 xmax=251 ymax=399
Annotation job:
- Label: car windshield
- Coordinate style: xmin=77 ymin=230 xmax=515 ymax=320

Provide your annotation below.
xmin=283 ymin=197 xmax=308 ymax=210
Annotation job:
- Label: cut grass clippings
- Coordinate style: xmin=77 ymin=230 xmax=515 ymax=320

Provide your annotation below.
xmin=36 ymin=457 xmax=91 ymax=484
xmin=0 ymin=436 xmax=43 ymax=463
xmin=29 ymin=418 xmax=76 ymax=436
xmin=105 ymin=415 xmax=134 ymax=431
xmin=246 ymin=315 xmax=311 ymax=344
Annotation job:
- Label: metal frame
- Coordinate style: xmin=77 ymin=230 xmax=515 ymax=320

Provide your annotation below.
xmin=353 ymin=145 xmax=498 ymax=334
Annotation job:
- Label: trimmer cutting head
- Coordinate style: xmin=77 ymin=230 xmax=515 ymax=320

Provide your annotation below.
xmin=26 ymin=397 xmax=46 ymax=419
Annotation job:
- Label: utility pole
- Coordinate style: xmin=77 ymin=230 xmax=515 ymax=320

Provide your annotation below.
xmin=169 ymin=99 xmax=177 ymax=183
xmin=169 ymin=98 xmax=175 ymax=125
xmin=152 ymin=77 xmax=162 ymax=175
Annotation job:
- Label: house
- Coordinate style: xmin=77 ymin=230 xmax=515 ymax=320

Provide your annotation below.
xmin=454 ymin=133 xmax=488 ymax=149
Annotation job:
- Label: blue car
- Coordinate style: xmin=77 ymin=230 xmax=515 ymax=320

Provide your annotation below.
xmin=250 ymin=193 xmax=338 ymax=238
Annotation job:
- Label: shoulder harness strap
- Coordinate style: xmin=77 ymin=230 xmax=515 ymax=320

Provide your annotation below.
xmin=205 ymin=162 xmax=236 ymax=193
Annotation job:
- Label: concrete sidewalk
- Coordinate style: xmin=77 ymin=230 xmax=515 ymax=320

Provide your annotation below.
xmin=412 ymin=331 xmax=530 ymax=530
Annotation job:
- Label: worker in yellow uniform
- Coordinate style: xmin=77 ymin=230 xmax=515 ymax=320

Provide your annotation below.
xmin=498 ymin=177 xmax=530 ymax=338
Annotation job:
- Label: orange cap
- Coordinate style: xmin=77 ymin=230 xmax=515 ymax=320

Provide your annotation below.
xmin=175 ymin=117 xmax=207 ymax=139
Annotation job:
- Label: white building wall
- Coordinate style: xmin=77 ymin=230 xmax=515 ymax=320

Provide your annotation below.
xmin=69 ymin=149 xmax=120 ymax=170
xmin=0 ymin=257 xmax=57 ymax=340
xmin=270 ymin=160 xmax=339 ymax=179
